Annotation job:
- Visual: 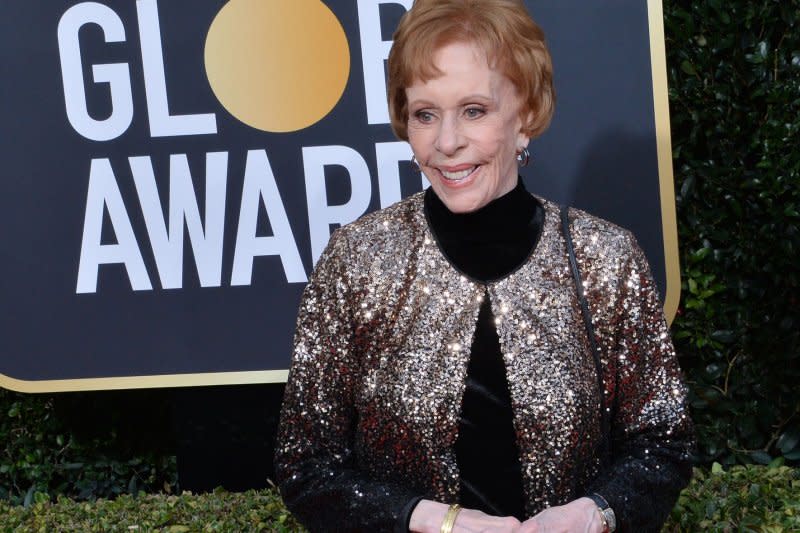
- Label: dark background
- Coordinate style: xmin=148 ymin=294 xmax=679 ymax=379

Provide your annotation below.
xmin=1 ymin=0 xmax=667 ymax=385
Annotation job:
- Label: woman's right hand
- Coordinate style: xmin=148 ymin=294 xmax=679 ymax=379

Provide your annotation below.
xmin=409 ymin=499 xmax=521 ymax=533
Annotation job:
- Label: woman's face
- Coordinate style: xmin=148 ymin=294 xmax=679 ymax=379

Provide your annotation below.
xmin=406 ymin=41 xmax=530 ymax=213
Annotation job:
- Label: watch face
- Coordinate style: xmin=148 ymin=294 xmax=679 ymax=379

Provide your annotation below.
xmin=602 ymin=508 xmax=617 ymax=531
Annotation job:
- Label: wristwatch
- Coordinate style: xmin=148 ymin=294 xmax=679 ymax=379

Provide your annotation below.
xmin=588 ymin=493 xmax=617 ymax=532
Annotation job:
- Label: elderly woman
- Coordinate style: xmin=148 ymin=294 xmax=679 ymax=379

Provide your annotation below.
xmin=275 ymin=1 xmax=693 ymax=532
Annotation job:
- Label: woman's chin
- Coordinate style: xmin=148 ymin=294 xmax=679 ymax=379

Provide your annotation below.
xmin=435 ymin=189 xmax=487 ymax=214
xmin=428 ymin=168 xmax=484 ymax=212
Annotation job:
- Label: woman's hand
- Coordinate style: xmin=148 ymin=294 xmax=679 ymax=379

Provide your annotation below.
xmin=513 ymin=497 xmax=603 ymax=533
xmin=409 ymin=499 xmax=521 ymax=533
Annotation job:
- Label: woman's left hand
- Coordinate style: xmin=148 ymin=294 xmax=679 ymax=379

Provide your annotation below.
xmin=513 ymin=497 xmax=603 ymax=533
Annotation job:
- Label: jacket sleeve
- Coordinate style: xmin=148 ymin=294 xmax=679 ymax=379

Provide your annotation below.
xmin=587 ymin=234 xmax=694 ymax=533
xmin=274 ymin=228 xmax=421 ymax=532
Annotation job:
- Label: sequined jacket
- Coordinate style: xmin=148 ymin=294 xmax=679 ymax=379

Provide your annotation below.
xmin=275 ymin=192 xmax=693 ymax=532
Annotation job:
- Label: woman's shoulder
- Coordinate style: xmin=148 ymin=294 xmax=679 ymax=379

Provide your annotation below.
xmin=537 ymin=197 xmax=642 ymax=262
xmin=564 ymin=204 xmax=634 ymax=243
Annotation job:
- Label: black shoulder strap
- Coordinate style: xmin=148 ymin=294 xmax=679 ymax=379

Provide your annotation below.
xmin=560 ymin=205 xmax=610 ymax=455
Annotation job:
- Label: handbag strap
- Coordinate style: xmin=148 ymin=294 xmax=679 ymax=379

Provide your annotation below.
xmin=560 ymin=205 xmax=611 ymax=455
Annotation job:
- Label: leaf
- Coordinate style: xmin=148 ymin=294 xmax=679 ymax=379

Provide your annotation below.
xmin=777 ymin=427 xmax=800 ymax=454
xmin=750 ymin=451 xmax=773 ymax=465
xmin=22 ymin=485 xmax=34 ymax=508
xmin=710 ymin=330 xmax=736 ymax=343
xmin=688 ymin=278 xmax=699 ymax=294
xmin=784 ymin=450 xmax=800 ymax=461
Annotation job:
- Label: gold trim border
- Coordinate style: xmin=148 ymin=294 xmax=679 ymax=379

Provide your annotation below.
xmin=1 ymin=2 xmax=680 ymax=393
xmin=0 ymin=369 xmax=288 ymax=393
xmin=648 ymin=0 xmax=681 ymax=325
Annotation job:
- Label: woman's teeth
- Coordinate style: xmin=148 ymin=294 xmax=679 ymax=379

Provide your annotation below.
xmin=440 ymin=167 xmax=476 ymax=181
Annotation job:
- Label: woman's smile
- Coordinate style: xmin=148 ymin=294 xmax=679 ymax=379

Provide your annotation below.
xmin=437 ymin=165 xmax=479 ymax=185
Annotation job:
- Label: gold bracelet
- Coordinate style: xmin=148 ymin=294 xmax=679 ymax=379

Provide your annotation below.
xmin=440 ymin=503 xmax=462 ymax=533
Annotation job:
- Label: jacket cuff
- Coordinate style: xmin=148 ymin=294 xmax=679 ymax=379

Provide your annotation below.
xmin=394 ymin=495 xmax=424 ymax=533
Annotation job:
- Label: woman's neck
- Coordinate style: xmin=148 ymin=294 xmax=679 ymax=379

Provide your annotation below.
xmin=423 ymin=179 xmax=544 ymax=281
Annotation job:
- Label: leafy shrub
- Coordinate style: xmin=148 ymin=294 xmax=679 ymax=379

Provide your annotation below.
xmin=0 ymin=487 xmax=305 ymax=532
xmin=665 ymin=0 xmax=800 ymax=465
xmin=0 ymin=466 xmax=796 ymax=532
xmin=664 ymin=462 xmax=800 ymax=532
xmin=0 ymin=388 xmax=177 ymax=506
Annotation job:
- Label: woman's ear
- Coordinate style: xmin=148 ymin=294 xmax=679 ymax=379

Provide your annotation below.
xmin=517 ymin=128 xmax=532 ymax=151
xmin=517 ymin=108 xmax=535 ymax=145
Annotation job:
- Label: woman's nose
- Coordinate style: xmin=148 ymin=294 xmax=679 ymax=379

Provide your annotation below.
xmin=434 ymin=115 xmax=465 ymax=156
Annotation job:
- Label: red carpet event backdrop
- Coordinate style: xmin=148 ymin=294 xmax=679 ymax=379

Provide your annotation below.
xmin=0 ymin=0 xmax=677 ymax=391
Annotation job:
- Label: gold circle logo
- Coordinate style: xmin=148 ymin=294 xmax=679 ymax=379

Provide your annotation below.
xmin=204 ymin=0 xmax=351 ymax=133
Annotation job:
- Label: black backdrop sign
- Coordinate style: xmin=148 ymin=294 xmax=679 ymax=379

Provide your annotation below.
xmin=0 ymin=0 xmax=678 ymax=392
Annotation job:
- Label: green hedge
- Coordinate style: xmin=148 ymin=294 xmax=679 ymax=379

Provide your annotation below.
xmin=0 ymin=464 xmax=797 ymax=532
xmin=0 ymin=487 xmax=304 ymax=532
xmin=666 ymin=462 xmax=800 ymax=532
xmin=0 ymin=389 xmax=177 ymax=506
xmin=664 ymin=0 xmax=800 ymax=465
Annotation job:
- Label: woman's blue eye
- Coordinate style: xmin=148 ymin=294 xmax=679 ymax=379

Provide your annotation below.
xmin=465 ymin=107 xmax=485 ymax=118
xmin=414 ymin=111 xmax=434 ymax=122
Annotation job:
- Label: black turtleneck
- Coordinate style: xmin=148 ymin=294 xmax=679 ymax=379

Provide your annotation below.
xmin=423 ymin=179 xmax=544 ymax=520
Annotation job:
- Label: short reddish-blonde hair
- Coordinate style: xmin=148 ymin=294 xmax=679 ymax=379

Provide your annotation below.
xmin=387 ymin=0 xmax=555 ymax=141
